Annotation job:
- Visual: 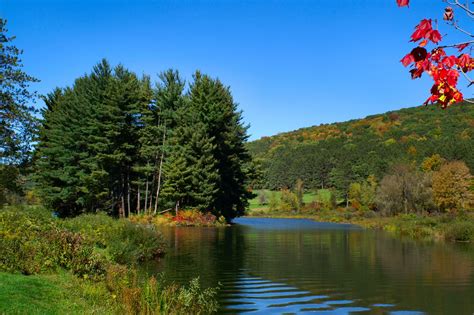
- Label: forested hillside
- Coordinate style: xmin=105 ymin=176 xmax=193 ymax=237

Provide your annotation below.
xmin=248 ymin=103 xmax=474 ymax=192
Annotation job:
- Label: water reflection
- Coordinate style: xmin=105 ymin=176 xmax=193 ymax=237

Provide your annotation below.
xmin=148 ymin=218 xmax=474 ymax=314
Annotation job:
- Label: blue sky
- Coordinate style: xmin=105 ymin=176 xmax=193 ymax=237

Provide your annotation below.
xmin=1 ymin=0 xmax=459 ymax=140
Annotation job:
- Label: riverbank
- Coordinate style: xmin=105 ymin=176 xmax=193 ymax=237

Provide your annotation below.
xmin=0 ymin=205 xmax=219 ymax=314
xmin=246 ymin=209 xmax=474 ymax=242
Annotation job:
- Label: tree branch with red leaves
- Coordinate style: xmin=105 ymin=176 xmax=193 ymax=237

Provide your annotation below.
xmin=397 ymin=0 xmax=473 ymax=107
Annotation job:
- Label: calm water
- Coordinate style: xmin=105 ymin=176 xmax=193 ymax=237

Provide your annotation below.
xmin=147 ymin=218 xmax=474 ymax=314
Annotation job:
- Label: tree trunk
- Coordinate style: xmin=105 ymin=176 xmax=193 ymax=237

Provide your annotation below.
xmin=136 ymin=187 xmax=141 ymax=214
xmin=148 ymin=190 xmax=153 ymax=212
xmin=120 ymin=194 xmax=125 ymax=218
xmin=127 ymin=172 xmax=131 ymax=217
xmin=154 ymin=124 xmax=167 ymax=215
xmin=144 ymin=178 xmax=149 ymax=213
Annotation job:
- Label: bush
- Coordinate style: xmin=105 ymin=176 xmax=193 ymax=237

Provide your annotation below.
xmin=158 ymin=278 xmax=220 ymax=315
xmin=172 ymin=210 xmax=218 ymax=227
xmin=107 ymin=222 xmax=165 ymax=264
xmin=0 ymin=208 xmax=106 ymax=278
xmin=104 ymin=265 xmax=219 ymax=315
xmin=315 ymin=189 xmax=336 ymax=210
xmin=279 ymin=189 xmax=299 ymax=212
xmin=444 ymin=221 xmax=474 ymax=242
xmin=62 ymin=212 xmax=124 ymax=248
xmin=64 ymin=213 xmax=166 ymax=265
xmin=130 ymin=210 xmax=223 ymax=227
xmin=268 ymin=192 xmax=279 ymax=211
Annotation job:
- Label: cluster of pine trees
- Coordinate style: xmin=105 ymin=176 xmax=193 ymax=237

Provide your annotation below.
xmin=34 ymin=60 xmax=253 ymax=220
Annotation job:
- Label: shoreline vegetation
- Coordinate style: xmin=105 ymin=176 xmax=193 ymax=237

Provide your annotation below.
xmin=0 ymin=205 xmax=219 ymax=314
xmin=129 ymin=210 xmax=228 ymax=227
xmin=247 ymin=189 xmax=474 ymax=243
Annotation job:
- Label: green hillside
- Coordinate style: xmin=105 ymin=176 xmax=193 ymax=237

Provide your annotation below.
xmin=247 ymin=102 xmax=474 ymax=190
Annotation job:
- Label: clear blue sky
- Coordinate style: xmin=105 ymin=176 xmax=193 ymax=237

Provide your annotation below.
xmin=1 ymin=0 xmax=457 ymax=140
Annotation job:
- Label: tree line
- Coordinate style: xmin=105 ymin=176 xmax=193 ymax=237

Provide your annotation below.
xmin=33 ymin=60 xmax=253 ymax=219
xmin=248 ymin=103 xmax=474 ymax=212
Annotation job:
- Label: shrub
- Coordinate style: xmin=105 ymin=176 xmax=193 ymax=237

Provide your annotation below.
xmin=279 ymin=189 xmax=299 ymax=212
xmin=105 ymin=266 xmax=219 ymax=315
xmin=62 ymin=212 xmax=124 ymax=248
xmin=315 ymin=189 xmax=336 ymax=210
xmin=444 ymin=221 xmax=474 ymax=242
xmin=268 ymin=192 xmax=279 ymax=211
xmin=158 ymin=278 xmax=220 ymax=315
xmin=107 ymin=222 xmax=165 ymax=264
xmin=172 ymin=209 xmax=218 ymax=227
xmin=130 ymin=210 xmax=222 ymax=227
xmin=0 ymin=208 xmax=106 ymax=278
xmin=64 ymin=213 xmax=166 ymax=265
xmin=302 ymin=201 xmax=321 ymax=213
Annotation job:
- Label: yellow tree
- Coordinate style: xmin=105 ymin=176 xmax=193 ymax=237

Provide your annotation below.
xmin=432 ymin=161 xmax=473 ymax=212
xmin=421 ymin=154 xmax=445 ymax=172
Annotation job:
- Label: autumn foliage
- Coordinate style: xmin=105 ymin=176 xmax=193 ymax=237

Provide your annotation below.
xmin=432 ymin=161 xmax=473 ymax=212
xmin=397 ymin=0 xmax=473 ymax=108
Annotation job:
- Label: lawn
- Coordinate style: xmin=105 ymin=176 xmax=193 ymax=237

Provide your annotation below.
xmin=248 ymin=189 xmax=332 ymax=212
xmin=0 ymin=272 xmax=112 ymax=315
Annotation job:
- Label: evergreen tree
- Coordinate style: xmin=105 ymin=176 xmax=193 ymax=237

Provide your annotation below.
xmin=35 ymin=60 xmax=151 ymax=216
xmin=187 ymin=71 xmax=252 ymax=220
xmin=161 ymin=122 xmax=219 ymax=211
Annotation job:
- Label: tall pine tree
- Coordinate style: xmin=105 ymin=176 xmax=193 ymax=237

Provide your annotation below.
xmin=186 ymin=71 xmax=252 ymax=219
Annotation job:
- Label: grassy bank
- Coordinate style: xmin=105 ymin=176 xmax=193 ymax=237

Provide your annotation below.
xmin=0 ymin=205 xmax=219 ymax=314
xmin=0 ymin=271 xmax=112 ymax=314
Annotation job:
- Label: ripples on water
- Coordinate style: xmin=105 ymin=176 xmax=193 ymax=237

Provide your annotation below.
xmin=153 ymin=217 xmax=474 ymax=314
xmin=219 ymin=271 xmax=424 ymax=314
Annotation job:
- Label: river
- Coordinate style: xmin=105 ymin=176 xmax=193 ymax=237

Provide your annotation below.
xmin=145 ymin=217 xmax=474 ymax=314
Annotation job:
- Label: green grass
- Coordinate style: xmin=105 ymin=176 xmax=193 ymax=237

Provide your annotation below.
xmin=0 ymin=272 xmax=113 ymax=315
xmin=249 ymin=189 xmax=330 ymax=212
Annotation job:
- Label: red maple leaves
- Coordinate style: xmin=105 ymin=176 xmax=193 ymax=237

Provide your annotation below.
xmin=410 ymin=20 xmax=441 ymax=45
xmin=397 ymin=0 xmax=409 ymax=7
xmin=401 ymin=45 xmax=472 ymax=107
xmin=398 ymin=1 xmax=473 ymax=108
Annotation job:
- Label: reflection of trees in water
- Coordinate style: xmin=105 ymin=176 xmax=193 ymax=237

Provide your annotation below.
xmin=374 ymin=234 xmax=473 ymax=282
xmin=240 ymin=228 xmax=474 ymax=314
xmin=155 ymin=226 xmax=247 ymax=289
xmin=372 ymin=234 xmax=474 ymax=314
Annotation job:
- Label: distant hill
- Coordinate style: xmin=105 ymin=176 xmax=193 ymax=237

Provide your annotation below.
xmin=247 ymin=102 xmax=474 ymax=190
